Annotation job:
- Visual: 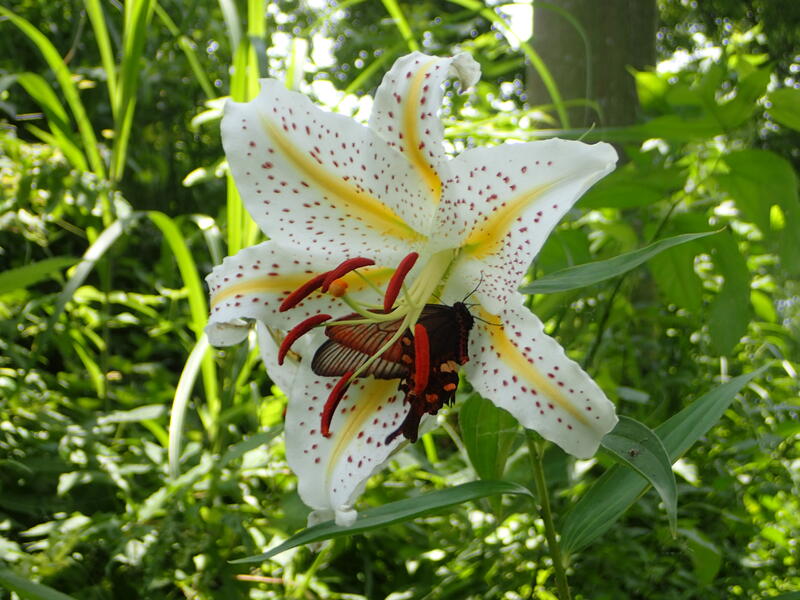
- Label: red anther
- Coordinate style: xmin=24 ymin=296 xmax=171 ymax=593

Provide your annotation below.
xmin=412 ymin=323 xmax=430 ymax=395
xmin=279 ymin=273 xmax=328 ymax=312
xmin=321 ymin=257 xmax=375 ymax=292
xmin=383 ymin=252 xmax=419 ymax=312
xmin=278 ymin=314 xmax=331 ymax=365
xmin=327 ymin=279 xmax=348 ymax=297
xmin=321 ymin=369 xmax=355 ymax=437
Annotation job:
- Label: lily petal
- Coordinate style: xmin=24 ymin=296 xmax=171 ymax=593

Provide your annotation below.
xmin=285 ymin=364 xmax=410 ymax=525
xmin=369 ymin=52 xmax=480 ymax=208
xmin=464 ymin=296 xmax=617 ymax=458
xmin=450 ymin=139 xmax=617 ymax=313
xmin=206 ymin=241 xmax=394 ymax=346
xmin=221 ymin=79 xmax=435 ymax=255
xmin=255 ymin=321 xmax=301 ymax=396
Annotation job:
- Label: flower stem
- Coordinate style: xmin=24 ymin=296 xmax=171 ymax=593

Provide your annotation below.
xmin=527 ymin=432 xmax=572 ymax=600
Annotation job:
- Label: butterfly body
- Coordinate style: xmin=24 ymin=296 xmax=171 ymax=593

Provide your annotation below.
xmin=311 ymin=302 xmax=475 ymax=442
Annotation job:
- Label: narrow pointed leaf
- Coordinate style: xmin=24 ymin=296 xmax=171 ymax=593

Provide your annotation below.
xmin=0 ymin=568 xmax=78 ymax=600
xmin=521 ymin=230 xmax=719 ymax=294
xmin=50 ymin=217 xmax=134 ymax=327
xmin=561 ymin=368 xmax=764 ymax=554
xmin=0 ymin=257 xmax=77 ymax=295
xmin=600 ymin=416 xmax=677 ymax=535
xmin=232 ymin=480 xmax=534 ymax=563
xmin=0 ymin=8 xmax=105 ymax=179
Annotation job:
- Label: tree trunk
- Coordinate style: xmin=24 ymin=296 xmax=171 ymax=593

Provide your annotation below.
xmin=527 ymin=0 xmax=657 ymax=130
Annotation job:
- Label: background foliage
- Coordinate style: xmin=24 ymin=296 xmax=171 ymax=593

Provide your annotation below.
xmin=1 ymin=0 xmax=799 ymax=598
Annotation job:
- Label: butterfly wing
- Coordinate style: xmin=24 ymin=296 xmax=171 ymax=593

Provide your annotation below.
xmin=416 ymin=302 xmax=474 ymax=365
xmin=311 ymin=314 xmax=411 ymax=379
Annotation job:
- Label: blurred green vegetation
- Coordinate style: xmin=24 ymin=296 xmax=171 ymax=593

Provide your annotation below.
xmin=1 ymin=1 xmax=798 ymax=599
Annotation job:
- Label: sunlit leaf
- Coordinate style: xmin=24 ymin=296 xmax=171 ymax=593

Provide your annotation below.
xmin=522 ymin=231 xmax=718 ymax=294
xmin=767 ymin=88 xmax=800 ymax=132
xmin=232 ymin=480 xmax=534 ymax=563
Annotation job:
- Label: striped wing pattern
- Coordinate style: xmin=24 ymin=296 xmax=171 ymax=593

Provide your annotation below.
xmin=311 ymin=315 xmax=410 ymax=379
xmin=310 ymin=303 xmax=474 ymax=382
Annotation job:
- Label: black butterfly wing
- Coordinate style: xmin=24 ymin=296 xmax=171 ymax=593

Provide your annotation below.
xmin=416 ymin=302 xmax=474 ymax=365
xmin=311 ymin=314 xmax=411 ymax=379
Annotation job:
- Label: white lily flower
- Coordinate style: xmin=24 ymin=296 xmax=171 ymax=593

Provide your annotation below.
xmin=206 ymin=52 xmax=618 ymax=526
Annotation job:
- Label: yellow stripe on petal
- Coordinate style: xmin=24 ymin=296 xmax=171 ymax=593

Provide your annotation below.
xmin=209 ymin=267 xmax=394 ymax=309
xmin=260 ymin=116 xmax=423 ymax=242
xmin=326 ymin=379 xmax=398 ymax=482
xmin=463 ymin=180 xmax=562 ymax=259
xmin=481 ymin=308 xmax=592 ymax=428
xmin=402 ymin=58 xmax=443 ymax=204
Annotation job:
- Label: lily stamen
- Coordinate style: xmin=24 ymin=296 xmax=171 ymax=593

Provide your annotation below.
xmin=321 ymin=257 xmax=375 ymax=292
xmin=383 ymin=251 xmax=419 ymax=312
xmin=327 ymin=279 xmax=348 ymax=297
xmin=321 ymin=369 xmax=355 ymax=437
xmin=279 ymin=273 xmax=328 ymax=312
xmin=278 ymin=313 xmax=332 ymax=365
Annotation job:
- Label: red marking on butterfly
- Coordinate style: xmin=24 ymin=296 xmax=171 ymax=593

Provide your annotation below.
xmin=311 ymin=302 xmax=475 ymax=443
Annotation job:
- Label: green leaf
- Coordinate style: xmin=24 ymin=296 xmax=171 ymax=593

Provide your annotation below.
xmin=600 ymin=416 xmax=677 ymax=536
xmin=111 ymin=0 xmax=155 ymax=182
xmin=459 ymin=394 xmax=519 ymax=480
xmin=521 ymin=231 xmax=718 ymax=295
xmin=767 ymin=88 xmax=800 ymax=132
xmin=96 ymin=404 xmax=167 ymax=425
xmin=714 ymin=67 xmax=769 ymax=129
xmin=0 ymin=8 xmax=105 ymax=180
xmin=708 ymin=232 xmax=751 ymax=354
xmin=148 ymin=212 xmax=219 ymax=441
xmin=681 ymin=528 xmax=722 ymax=585
xmin=648 ymin=239 xmax=704 ymax=313
xmin=232 ymin=480 xmax=534 ymax=563
xmin=717 ymin=148 xmax=800 ymax=274
xmin=0 ymin=568 xmax=78 ymax=600
xmin=0 ymin=257 xmax=77 ymax=295
xmin=15 ymin=72 xmax=87 ymax=171
xmin=49 ymin=217 xmax=133 ymax=327
xmin=560 ymin=368 xmax=764 ymax=554
xmin=718 ymin=149 xmax=798 ymax=233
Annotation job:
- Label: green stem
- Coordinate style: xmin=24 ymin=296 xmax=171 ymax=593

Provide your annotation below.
xmin=527 ymin=432 xmax=571 ymax=600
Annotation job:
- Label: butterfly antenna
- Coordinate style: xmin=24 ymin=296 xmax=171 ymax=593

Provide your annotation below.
xmin=462 ymin=271 xmax=484 ymax=303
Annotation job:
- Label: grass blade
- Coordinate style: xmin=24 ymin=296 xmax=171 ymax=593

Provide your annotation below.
xmin=169 ymin=335 xmax=211 ymax=478
xmin=380 ymin=0 xmax=420 ymax=52
xmin=147 ymin=211 xmax=220 ymax=420
xmin=0 ymin=7 xmax=106 ymax=181
xmin=111 ymin=0 xmax=154 ymax=183
xmin=49 ymin=217 xmax=133 ymax=327
xmin=83 ymin=0 xmax=118 ymax=111
xmin=15 ymin=72 xmax=88 ymax=170
xmin=152 ymin=2 xmax=216 ymax=99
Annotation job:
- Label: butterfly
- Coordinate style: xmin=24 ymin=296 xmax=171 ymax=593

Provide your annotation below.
xmin=311 ymin=302 xmax=475 ymax=443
